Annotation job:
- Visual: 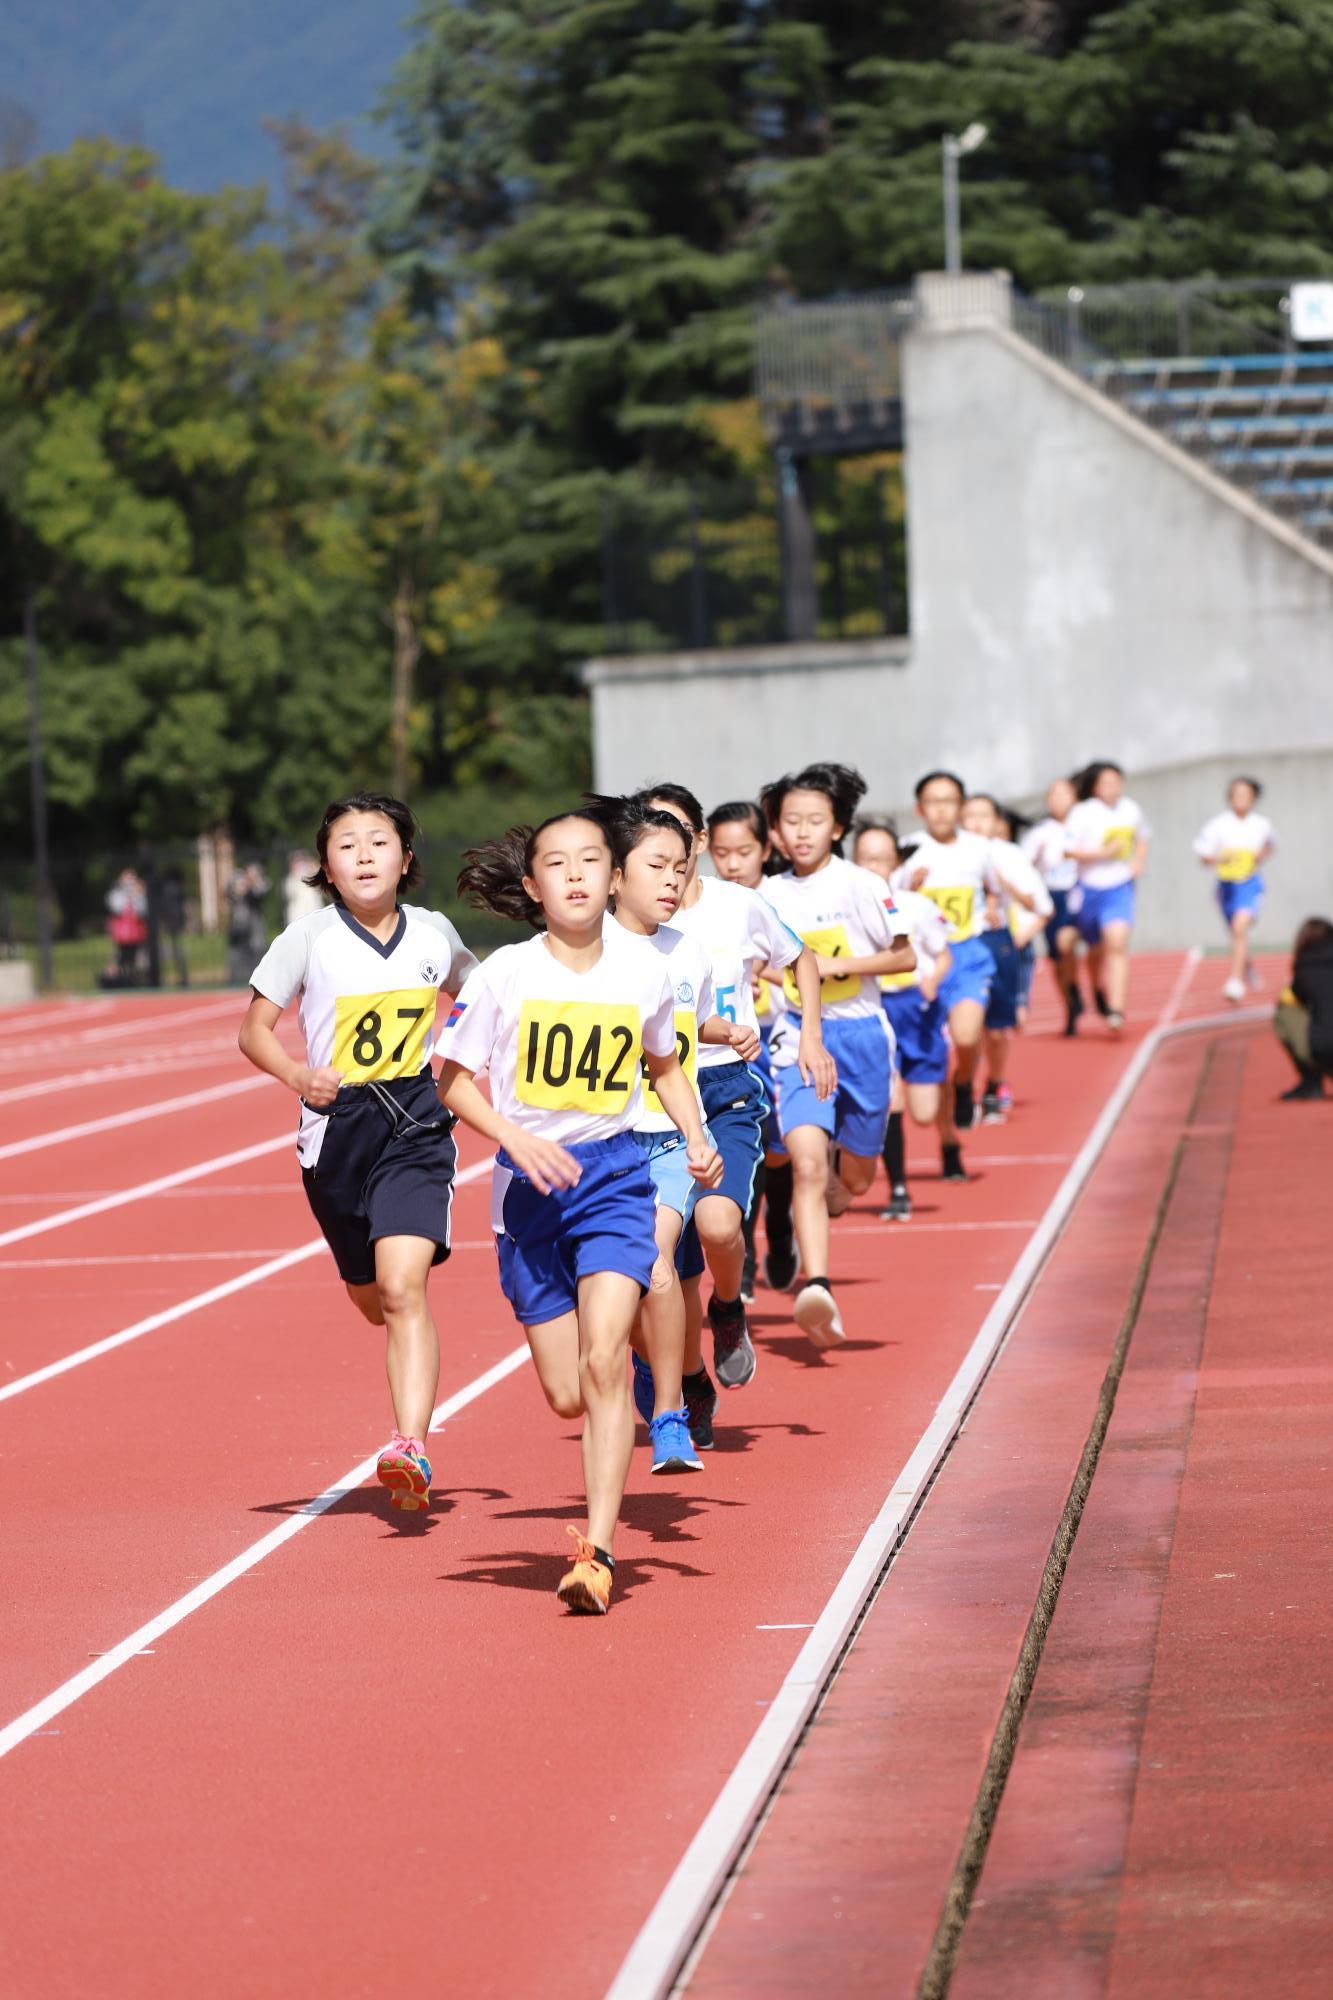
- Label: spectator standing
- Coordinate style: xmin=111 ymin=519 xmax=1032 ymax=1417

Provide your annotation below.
xmin=1274 ymin=918 xmax=1333 ymax=1101
xmin=106 ymin=868 xmax=148 ymax=985
xmin=283 ymin=851 xmax=326 ymax=927
xmin=226 ymin=863 xmax=271 ymax=985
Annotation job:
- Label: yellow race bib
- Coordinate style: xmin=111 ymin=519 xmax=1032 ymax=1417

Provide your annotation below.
xmin=1217 ymin=849 xmax=1255 ymax=883
xmin=880 ymin=969 xmax=917 ymax=992
xmin=516 ymin=1000 xmax=641 ymax=1112
xmin=922 ymin=885 xmax=975 ymax=942
xmin=782 ymin=925 xmax=860 ymax=1006
xmin=753 ymin=977 xmax=771 ymax=1020
xmin=332 ymin=987 xmax=435 ymax=1082
xmin=641 ymin=1007 xmax=698 ymax=1115
xmin=1103 ymin=825 xmax=1136 ymax=862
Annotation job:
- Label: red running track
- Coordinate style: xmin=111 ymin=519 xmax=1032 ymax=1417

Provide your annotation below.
xmin=0 ymin=960 xmax=1297 ymax=1997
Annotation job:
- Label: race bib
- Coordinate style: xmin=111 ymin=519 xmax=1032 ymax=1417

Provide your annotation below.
xmin=1103 ymin=825 xmax=1136 ymax=862
xmin=880 ymin=969 xmax=917 ymax=992
xmin=753 ymin=977 xmax=771 ymax=1020
xmin=641 ymin=1007 xmax=698 ymax=1115
xmin=332 ymin=987 xmax=435 ymax=1082
xmin=516 ymin=1000 xmax=641 ymax=1112
xmin=782 ymin=925 xmax=859 ymax=1006
xmin=1217 ymin=849 xmax=1255 ymax=883
xmin=922 ymin=885 xmax=976 ymax=941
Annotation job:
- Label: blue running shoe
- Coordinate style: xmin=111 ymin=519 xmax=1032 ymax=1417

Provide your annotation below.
xmin=632 ymin=1352 xmax=656 ymax=1428
xmin=649 ymin=1407 xmax=703 ymax=1475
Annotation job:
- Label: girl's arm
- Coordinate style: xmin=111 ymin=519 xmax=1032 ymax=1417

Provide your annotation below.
xmin=238 ymin=993 xmax=342 ymax=1108
xmin=700 ymin=1013 xmax=761 ymax=1062
xmin=435 ymin=1060 xmax=581 ymax=1195
xmin=788 ymin=945 xmax=838 ymax=1099
xmin=642 ymin=1052 xmax=723 ymax=1187
xmin=919 ymin=943 xmax=951 ymax=1003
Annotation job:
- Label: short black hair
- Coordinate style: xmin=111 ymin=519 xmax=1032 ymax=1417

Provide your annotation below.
xmin=914 ymin=769 xmax=965 ymax=801
xmin=305 ymin=792 xmax=422 ymax=902
xmin=707 ymin=799 xmax=768 ymax=844
xmin=1230 ymin=774 xmax=1264 ymax=800
xmin=760 ymin=763 xmax=867 ymax=854
xmin=635 ymin=781 xmax=705 ymax=837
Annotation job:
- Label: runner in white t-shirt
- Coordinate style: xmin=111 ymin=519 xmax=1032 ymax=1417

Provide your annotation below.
xmin=635 ymin=783 xmax=831 ymax=1407
xmin=851 ymin=818 xmax=952 ymax=1224
xmin=1021 ymin=775 xmax=1082 ymax=1035
xmin=438 ymin=804 xmax=717 ymax=1617
xmin=760 ymin=763 xmax=914 ymax=1351
xmin=1063 ymin=761 xmax=1152 ymax=1032
xmin=239 ymin=791 xmax=477 ymax=1517
xmin=961 ymin=795 xmax=1053 ymax=1122
xmin=1193 ymin=776 xmax=1276 ymax=1002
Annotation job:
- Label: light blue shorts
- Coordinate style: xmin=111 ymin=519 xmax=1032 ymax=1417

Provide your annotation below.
xmin=775 ymin=1013 xmax=893 ymax=1160
xmin=636 ymin=1127 xmax=702 ymax=1223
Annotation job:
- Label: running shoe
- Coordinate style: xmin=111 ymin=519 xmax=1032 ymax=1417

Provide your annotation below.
xmin=556 ymin=1528 xmax=613 ymax=1615
xmin=763 ymin=1236 xmax=800 ymax=1292
xmin=995 ymin=1083 xmax=1014 ymax=1114
xmin=649 ymin=1408 xmax=704 ymax=1474
xmin=709 ymin=1292 xmax=757 ymax=1389
xmin=1105 ymin=1010 xmax=1125 ymax=1033
xmin=632 ymin=1352 xmax=656 ymax=1428
xmin=980 ymin=1089 xmax=1005 ymax=1124
xmin=880 ymin=1185 xmax=913 ymax=1222
xmin=794 ymin=1282 xmax=845 ymax=1350
xmin=376 ymin=1434 xmax=433 ymax=1512
xmin=940 ymin=1145 xmax=968 ymax=1183
xmin=1222 ymin=975 xmax=1246 ymax=1003
xmin=1281 ymin=1075 xmax=1324 ymax=1100
xmin=953 ymin=1081 xmax=976 ymax=1131
xmin=683 ymin=1366 xmax=718 ymax=1450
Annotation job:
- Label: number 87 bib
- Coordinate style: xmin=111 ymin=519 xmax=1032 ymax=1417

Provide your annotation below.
xmin=516 ymin=1000 xmax=642 ymax=1112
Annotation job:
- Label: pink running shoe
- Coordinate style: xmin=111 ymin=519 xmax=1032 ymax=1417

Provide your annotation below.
xmin=376 ymin=1434 xmax=433 ymax=1512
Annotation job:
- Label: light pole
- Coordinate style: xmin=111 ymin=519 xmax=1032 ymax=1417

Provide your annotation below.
xmin=942 ymin=122 xmax=988 ymax=275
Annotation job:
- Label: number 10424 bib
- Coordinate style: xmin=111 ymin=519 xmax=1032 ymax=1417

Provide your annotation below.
xmin=516 ymin=1000 xmax=642 ymax=1112
xmin=332 ymin=987 xmax=436 ymax=1082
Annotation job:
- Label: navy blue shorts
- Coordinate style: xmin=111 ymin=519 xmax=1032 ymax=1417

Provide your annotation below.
xmin=1045 ymin=888 xmax=1074 ymax=952
xmin=494 ymin=1131 xmax=657 ymax=1326
xmin=982 ymin=929 xmax=1023 ymax=1030
xmin=300 ymin=1072 xmax=457 ymax=1287
xmin=675 ymin=1061 xmax=767 ymax=1280
xmin=1219 ymin=875 xmax=1264 ymax=924
xmin=883 ymin=987 xmax=949 ymax=1084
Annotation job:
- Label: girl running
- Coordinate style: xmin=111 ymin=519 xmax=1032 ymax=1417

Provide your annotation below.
xmin=1022 ymin=777 xmax=1082 ymax=1034
xmin=634 ymin=783 xmax=830 ymax=1402
xmin=437 ymin=805 xmax=715 ymax=1615
xmin=1193 ymin=776 xmax=1275 ymax=1002
xmin=760 ymin=763 xmax=914 ymax=1349
xmin=706 ymin=800 xmax=797 ymax=1297
xmin=851 ymin=818 xmax=951 ymax=1223
xmin=897 ymin=770 xmax=1003 ymax=1181
xmin=1063 ymin=761 xmax=1152 ymax=1032
xmin=959 ymin=795 xmax=1051 ymax=1123
xmin=598 ymin=798 xmax=729 ymax=1471
xmin=238 ymin=791 xmax=477 ymax=1514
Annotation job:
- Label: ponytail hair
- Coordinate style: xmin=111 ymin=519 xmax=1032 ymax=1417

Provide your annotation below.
xmin=457 ymin=810 xmax=613 ymax=928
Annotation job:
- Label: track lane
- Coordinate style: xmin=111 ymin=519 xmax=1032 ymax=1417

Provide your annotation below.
xmin=0 ymin=986 xmax=1186 ymax=2000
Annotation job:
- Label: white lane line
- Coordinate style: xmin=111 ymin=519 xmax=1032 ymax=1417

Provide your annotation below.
xmin=0 ymin=1135 xmax=294 ymax=1248
xmin=0 ymin=1160 xmax=493 ymax=1405
xmin=1159 ymin=945 xmax=1203 ymax=1026
xmin=0 ymin=1040 xmax=251 ymax=1104
xmin=0 ymin=1077 xmax=270 ymax=1162
xmin=0 ymin=999 xmax=116 ymax=1040
xmin=0 ymin=1334 xmax=528 ymax=1763
xmin=0 ymin=994 xmax=242 ymax=1063
xmin=604 ymin=989 xmax=1266 ymax=2000
xmin=0 ymin=1239 xmax=500 ymax=1271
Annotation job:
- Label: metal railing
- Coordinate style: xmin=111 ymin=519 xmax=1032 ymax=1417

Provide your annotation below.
xmin=754 ymin=292 xmax=914 ymax=431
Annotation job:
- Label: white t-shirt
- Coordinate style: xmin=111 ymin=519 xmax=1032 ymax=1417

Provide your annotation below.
xmin=761 ymin=856 xmax=910 ymax=1035
xmin=249 ymin=903 xmax=478 ymax=1167
xmin=437 ymin=927 xmax=676 ymax=1147
xmin=989 ymin=840 xmax=1055 ymax=925
xmin=880 ymin=887 xmax=950 ymax=995
xmin=893 ymin=831 xmax=1002 ymax=943
xmin=1021 ymin=816 xmax=1078 ymax=893
xmin=667 ymin=876 xmax=803 ymax=1068
xmin=605 ymin=917 xmax=714 ymax=1134
xmin=1065 ymin=797 xmax=1151 ymax=890
xmin=1193 ymin=810 xmax=1275 ymax=883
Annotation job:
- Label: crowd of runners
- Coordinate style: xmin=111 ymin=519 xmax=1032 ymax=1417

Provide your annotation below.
xmin=237 ymin=761 xmax=1282 ymax=1616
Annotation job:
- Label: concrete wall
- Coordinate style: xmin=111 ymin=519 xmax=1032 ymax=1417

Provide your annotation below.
xmin=586 ymin=282 xmax=1333 ymax=946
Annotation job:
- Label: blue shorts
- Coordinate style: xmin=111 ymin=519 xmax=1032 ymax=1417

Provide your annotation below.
xmin=776 ymin=1013 xmax=892 ymax=1160
xmin=1219 ymin=876 xmax=1264 ymax=924
xmin=1045 ymin=888 xmax=1074 ymax=952
xmin=938 ymin=934 xmax=995 ymax=1014
xmin=674 ymin=1061 xmax=768 ymax=1280
xmin=1017 ymin=940 xmax=1036 ymax=1009
xmin=301 ymin=1072 xmax=457 ymax=1286
xmin=1072 ymin=880 xmax=1136 ymax=943
xmin=494 ymin=1132 xmax=656 ymax=1326
xmin=983 ymin=929 xmax=1023 ymax=1030
xmin=636 ymin=1127 xmax=701 ymax=1223
xmin=754 ymin=1023 xmax=786 ymax=1157
xmin=883 ymin=987 xmax=949 ymax=1085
